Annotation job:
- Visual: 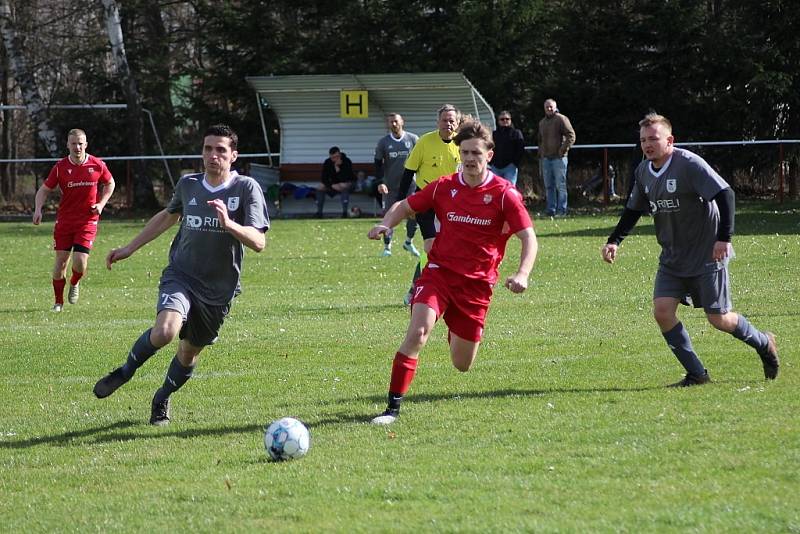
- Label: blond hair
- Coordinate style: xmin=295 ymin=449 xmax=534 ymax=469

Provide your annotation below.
xmin=639 ymin=113 xmax=672 ymax=134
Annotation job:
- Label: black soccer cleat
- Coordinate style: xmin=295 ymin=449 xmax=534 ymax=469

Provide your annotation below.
xmin=668 ymin=369 xmax=711 ymax=388
xmin=758 ymin=332 xmax=779 ymax=380
xmin=150 ymin=395 xmax=170 ymax=426
xmin=93 ymin=367 xmax=130 ymax=399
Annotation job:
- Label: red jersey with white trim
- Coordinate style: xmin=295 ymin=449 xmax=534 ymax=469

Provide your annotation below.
xmin=44 ymin=154 xmax=113 ymax=225
xmin=407 ymin=171 xmax=532 ymax=284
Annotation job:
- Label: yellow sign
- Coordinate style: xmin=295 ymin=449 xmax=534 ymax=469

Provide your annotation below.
xmin=340 ymin=90 xmax=368 ymax=118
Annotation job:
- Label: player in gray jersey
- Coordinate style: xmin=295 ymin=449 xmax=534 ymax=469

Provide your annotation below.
xmin=601 ymin=113 xmax=778 ymax=387
xmin=375 ymin=113 xmax=420 ymax=257
xmin=93 ymin=124 xmax=270 ymax=425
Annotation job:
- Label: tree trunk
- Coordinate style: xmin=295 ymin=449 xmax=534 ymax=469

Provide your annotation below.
xmin=0 ymin=0 xmax=59 ymax=160
xmin=101 ymin=0 xmax=158 ymax=209
xmin=0 ymin=31 xmax=10 ymax=201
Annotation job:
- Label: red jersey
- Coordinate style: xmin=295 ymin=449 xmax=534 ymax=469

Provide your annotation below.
xmin=407 ymin=171 xmax=532 ymax=284
xmin=44 ymin=154 xmax=113 ymax=225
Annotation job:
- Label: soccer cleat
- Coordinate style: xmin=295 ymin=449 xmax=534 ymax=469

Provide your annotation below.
xmin=668 ymin=369 xmax=711 ymax=388
xmin=402 ymin=241 xmax=421 ymax=257
xmin=370 ymin=408 xmax=399 ymax=425
xmin=150 ymin=395 xmax=171 ymax=426
xmin=758 ymin=332 xmax=779 ymax=380
xmin=52 ymin=304 xmax=63 ymax=313
xmin=93 ymin=367 xmax=130 ymax=398
xmin=381 ymin=247 xmax=392 ymax=257
xmin=68 ymin=283 xmax=80 ymax=304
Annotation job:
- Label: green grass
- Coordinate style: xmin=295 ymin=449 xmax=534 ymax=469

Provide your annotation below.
xmin=1 ymin=202 xmax=798 ymax=532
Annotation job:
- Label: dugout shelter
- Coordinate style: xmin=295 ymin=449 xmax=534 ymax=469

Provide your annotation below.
xmin=245 ymin=72 xmax=495 ymax=182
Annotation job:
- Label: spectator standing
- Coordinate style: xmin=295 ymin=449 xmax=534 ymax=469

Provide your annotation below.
xmin=316 ymin=146 xmax=356 ymax=218
xmin=374 ymin=113 xmax=420 ymax=257
xmin=537 ymin=99 xmax=576 ymax=216
xmin=601 ymin=113 xmax=779 ymax=386
xmin=490 ymin=111 xmax=525 ymax=187
xmin=33 ymin=128 xmax=115 ymax=312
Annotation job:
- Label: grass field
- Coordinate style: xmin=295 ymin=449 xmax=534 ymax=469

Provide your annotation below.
xmin=1 ymin=203 xmax=798 ymax=532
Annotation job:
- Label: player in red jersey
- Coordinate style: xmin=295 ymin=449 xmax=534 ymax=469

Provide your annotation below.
xmin=33 ymin=129 xmax=115 ymax=312
xmin=367 ymin=118 xmax=538 ymax=424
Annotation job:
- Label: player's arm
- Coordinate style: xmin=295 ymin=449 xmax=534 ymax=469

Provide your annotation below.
xmin=396 ymin=168 xmax=416 ymax=201
xmin=92 ymin=177 xmax=116 ymax=215
xmin=601 ymin=207 xmax=644 ymax=264
xmin=367 ymin=199 xmax=416 ymax=240
xmin=207 ymin=198 xmax=265 ymax=252
xmin=107 ymin=209 xmax=180 ymax=269
xmin=505 ymin=227 xmax=537 ymax=294
xmin=32 ymin=183 xmax=55 ymax=225
xmin=711 ymin=187 xmax=735 ymax=262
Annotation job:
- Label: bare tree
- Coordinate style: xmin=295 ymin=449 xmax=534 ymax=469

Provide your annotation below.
xmin=0 ymin=0 xmax=58 ymax=161
xmin=101 ymin=0 xmax=157 ymax=208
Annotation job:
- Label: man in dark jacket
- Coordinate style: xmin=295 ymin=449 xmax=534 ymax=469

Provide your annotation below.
xmin=316 ymin=146 xmax=356 ymax=218
xmin=490 ymin=111 xmax=525 ymax=187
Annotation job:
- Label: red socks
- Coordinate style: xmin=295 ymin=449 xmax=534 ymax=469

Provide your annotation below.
xmin=69 ymin=269 xmax=84 ymax=286
xmin=53 ymin=278 xmax=66 ymax=305
xmin=389 ymin=352 xmax=418 ymax=395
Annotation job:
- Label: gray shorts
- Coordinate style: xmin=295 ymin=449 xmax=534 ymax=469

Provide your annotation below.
xmin=654 ymin=267 xmax=732 ymax=314
xmin=157 ymin=276 xmax=230 ymax=347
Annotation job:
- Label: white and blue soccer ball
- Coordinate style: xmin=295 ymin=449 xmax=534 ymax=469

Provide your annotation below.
xmin=264 ymin=417 xmax=311 ymax=461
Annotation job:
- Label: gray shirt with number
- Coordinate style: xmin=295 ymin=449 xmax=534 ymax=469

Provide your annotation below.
xmin=628 ymin=148 xmax=729 ymax=276
xmin=375 ymin=131 xmax=419 ymax=196
xmin=164 ymin=171 xmax=270 ymax=304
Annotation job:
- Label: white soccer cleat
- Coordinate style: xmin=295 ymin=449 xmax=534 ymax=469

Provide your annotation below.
xmin=402 ymin=241 xmax=421 ymax=257
xmin=68 ymin=283 xmax=80 ymax=304
xmin=52 ymin=304 xmax=63 ymax=313
xmin=381 ymin=247 xmax=392 ymax=257
xmin=370 ymin=409 xmax=399 ymax=425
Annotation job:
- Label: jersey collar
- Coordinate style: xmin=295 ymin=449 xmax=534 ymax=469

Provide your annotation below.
xmin=457 ymin=170 xmax=494 ymax=188
xmin=648 ymin=154 xmax=674 ymax=177
xmin=202 ymin=170 xmax=238 ymax=192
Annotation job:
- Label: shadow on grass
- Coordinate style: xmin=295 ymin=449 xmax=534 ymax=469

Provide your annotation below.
xmin=309 ymin=385 xmax=663 ymax=427
xmin=0 ymin=419 xmax=265 ymax=449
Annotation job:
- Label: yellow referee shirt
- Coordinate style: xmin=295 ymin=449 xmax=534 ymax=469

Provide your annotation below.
xmin=404 ymin=130 xmax=461 ymax=188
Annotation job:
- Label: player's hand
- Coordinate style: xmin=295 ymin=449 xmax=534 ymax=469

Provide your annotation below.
xmin=504 ymin=272 xmax=529 ymax=294
xmin=90 ymin=202 xmax=105 ymax=215
xmin=106 ymin=246 xmax=132 ymax=269
xmin=712 ymin=240 xmax=731 ymax=262
xmin=32 ymin=210 xmax=42 ymax=225
xmin=207 ymin=199 xmax=231 ymax=229
xmin=601 ymin=243 xmax=618 ymax=264
xmin=368 ymin=224 xmax=392 ymax=240
xmin=377 ymin=184 xmax=388 ymax=195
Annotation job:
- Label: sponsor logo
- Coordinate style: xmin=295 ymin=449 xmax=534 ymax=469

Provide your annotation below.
xmin=649 ymin=198 xmax=681 ymax=214
xmin=185 ymin=215 xmax=224 ymax=230
xmin=66 ymin=181 xmax=95 ymax=188
xmin=666 ymin=179 xmax=677 ymax=193
xmin=446 ymin=212 xmax=492 ymax=226
xmin=227 ymin=197 xmax=240 ymax=211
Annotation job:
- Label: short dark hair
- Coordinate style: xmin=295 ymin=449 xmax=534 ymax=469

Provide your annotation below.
xmin=329 ymin=146 xmax=341 ymax=155
xmin=454 ymin=119 xmax=495 ymax=150
xmin=203 ymin=124 xmax=238 ymax=150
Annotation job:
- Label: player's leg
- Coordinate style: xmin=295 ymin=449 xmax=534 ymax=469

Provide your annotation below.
xmin=449 ymin=334 xmax=480 ymax=372
xmin=150 ymin=298 xmax=229 ymax=425
xmin=94 ymin=280 xmax=188 ymax=399
xmin=404 ymin=209 xmax=436 ymax=305
xmin=51 ymin=249 xmax=71 ymax=311
xmin=700 ymin=268 xmax=779 ymax=379
xmin=403 ymin=218 xmax=420 ymax=256
xmin=654 ymin=270 xmax=709 ymax=386
xmin=445 ymin=276 xmax=490 ymax=372
xmin=372 ymin=303 xmax=438 ymax=425
xmin=67 ymin=248 xmax=90 ymax=304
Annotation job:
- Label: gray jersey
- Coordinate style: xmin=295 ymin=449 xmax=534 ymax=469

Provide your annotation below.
xmin=375 ymin=131 xmax=418 ymax=194
xmin=628 ymin=148 xmax=729 ymax=276
xmin=164 ymin=171 xmax=270 ymax=304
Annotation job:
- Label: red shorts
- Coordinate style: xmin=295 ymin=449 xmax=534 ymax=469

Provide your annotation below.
xmin=53 ymin=219 xmax=99 ymax=251
xmin=411 ymin=265 xmax=493 ymax=342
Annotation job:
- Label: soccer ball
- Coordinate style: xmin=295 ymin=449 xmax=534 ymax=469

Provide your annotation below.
xmin=264 ymin=417 xmax=311 ymax=461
